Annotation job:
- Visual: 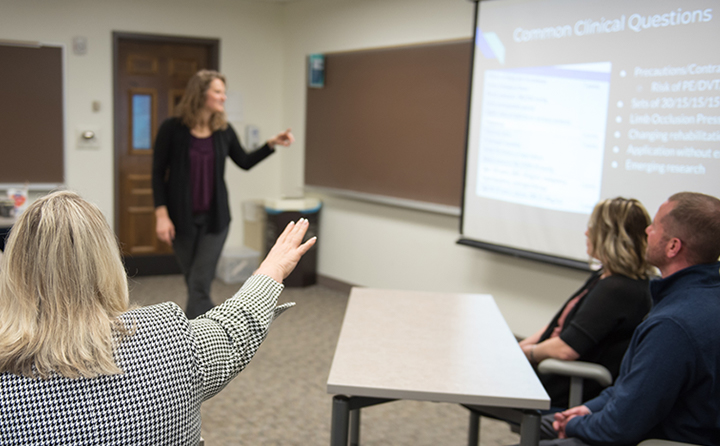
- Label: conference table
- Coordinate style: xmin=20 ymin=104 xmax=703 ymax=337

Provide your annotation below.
xmin=327 ymin=288 xmax=550 ymax=446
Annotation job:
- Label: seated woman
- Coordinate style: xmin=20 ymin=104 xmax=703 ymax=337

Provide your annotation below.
xmin=519 ymin=197 xmax=654 ymax=409
xmin=0 ymin=190 xmax=315 ymax=444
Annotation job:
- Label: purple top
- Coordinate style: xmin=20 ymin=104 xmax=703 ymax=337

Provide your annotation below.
xmin=189 ymin=135 xmax=214 ymax=214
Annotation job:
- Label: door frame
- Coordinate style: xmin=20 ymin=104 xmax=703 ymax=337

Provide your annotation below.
xmin=112 ymin=31 xmax=220 ymax=275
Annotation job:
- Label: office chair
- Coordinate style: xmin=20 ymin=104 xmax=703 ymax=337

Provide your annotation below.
xmin=537 ymin=358 xmax=613 ymax=408
xmin=638 ymin=440 xmax=698 ymax=446
xmin=465 ymin=359 xmax=612 ymax=445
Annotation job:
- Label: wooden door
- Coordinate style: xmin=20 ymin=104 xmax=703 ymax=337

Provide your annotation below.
xmin=113 ymin=33 xmax=218 ymax=274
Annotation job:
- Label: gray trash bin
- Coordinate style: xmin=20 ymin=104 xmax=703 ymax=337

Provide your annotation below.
xmin=264 ymin=198 xmax=321 ymax=287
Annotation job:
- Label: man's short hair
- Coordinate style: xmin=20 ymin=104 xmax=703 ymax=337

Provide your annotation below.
xmin=665 ymin=192 xmax=720 ymax=264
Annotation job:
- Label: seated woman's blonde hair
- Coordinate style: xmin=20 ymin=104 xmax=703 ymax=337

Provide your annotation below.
xmin=0 ymin=191 xmax=130 ymax=379
xmin=587 ymin=197 xmax=654 ymax=280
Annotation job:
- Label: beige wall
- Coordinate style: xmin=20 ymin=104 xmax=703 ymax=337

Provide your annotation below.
xmin=279 ymin=0 xmax=588 ymax=336
xmin=0 ymin=0 xmax=588 ymax=336
xmin=0 ymin=0 xmax=287 ymax=248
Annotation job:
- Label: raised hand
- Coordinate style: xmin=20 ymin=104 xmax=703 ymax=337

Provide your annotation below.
xmin=254 ymin=218 xmax=316 ymax=283
xmin=267 ymin=128 xmax=295 ymax=148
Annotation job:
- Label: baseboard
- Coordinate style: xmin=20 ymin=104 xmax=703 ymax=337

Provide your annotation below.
xmin=317 ymin=274 xmax=357 ymax=294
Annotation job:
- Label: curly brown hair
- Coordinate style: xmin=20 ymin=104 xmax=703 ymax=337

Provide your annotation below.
xmin=175 ymin=69 xmax=228 ymax=132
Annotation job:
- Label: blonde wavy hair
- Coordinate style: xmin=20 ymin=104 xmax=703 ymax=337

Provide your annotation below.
xmin=175 ymin=69 xmax=228 ymax=132
xmin=0 ymin=191 xmax=131 ymax=379
xmin=587 ymin=197 xmax=653 ymax=279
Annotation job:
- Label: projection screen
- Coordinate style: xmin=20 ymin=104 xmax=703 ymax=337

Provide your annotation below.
xmin=459 ymin=0 xmax=720 ymax=269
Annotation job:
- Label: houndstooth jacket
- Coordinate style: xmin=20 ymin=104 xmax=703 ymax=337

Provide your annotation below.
xmin=0 ymin=274 xmax=291 ymax=445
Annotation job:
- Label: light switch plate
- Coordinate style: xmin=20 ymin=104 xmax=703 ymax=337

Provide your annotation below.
xmin=245 ymin=125 xmax=260 ymax=151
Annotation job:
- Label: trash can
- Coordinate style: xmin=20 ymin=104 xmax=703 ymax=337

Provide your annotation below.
xmin=264 ymin=198 xmax=321 ymax=287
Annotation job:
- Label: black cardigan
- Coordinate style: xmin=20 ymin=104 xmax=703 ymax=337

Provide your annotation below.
xmin=152 ymin=117 xmax=274 ymax=235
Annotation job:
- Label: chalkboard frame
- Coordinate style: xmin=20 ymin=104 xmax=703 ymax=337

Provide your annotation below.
xmin=304 ymin=39 xmax=473 ymax=214
xmin=0 ymin=42 xmax=64 ymax=186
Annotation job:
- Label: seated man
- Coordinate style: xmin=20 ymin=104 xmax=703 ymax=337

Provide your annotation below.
xmin=541 ymin=192 xmax=720 ymax=445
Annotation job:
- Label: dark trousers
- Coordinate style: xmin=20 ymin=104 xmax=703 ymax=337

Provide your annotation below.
xmin=172 ymin=213 xmax=228 ymax=319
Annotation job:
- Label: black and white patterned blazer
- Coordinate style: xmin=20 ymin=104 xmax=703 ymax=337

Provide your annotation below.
xmin=0 ymin=275 xmax=291 ymax=445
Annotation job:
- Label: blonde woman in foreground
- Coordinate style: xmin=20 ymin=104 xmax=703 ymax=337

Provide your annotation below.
xmin=0 ymin=190 xmax=314 ymax=445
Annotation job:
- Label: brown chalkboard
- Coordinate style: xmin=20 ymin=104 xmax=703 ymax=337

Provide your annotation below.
xmin=305 ymin=39 xmax=472 ymax=208
xmin=0 ymin=44 xmax=64 ymax=184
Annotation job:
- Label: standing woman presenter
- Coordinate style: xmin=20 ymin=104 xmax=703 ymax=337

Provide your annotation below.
xmin=153 ymin=69 xmax=294 ymax=319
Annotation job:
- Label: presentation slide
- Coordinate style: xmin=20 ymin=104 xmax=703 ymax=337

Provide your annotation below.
xmin=461 ymin=0 xmax=720 ymax=266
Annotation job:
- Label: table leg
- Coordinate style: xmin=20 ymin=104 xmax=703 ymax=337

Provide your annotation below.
xmin=350 ymin=409 xmax=361 ymax=446
xmin=331 ymin=395 xmax=350 ymax=446
xmin=467 ymin=410 xmax=480 ymax=446
xmin=519 ymin=410 xmax=541 ymax=446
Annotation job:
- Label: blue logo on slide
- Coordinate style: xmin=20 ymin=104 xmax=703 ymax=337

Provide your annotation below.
xmin=476 ymin=28 xmax=506 ymax=65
